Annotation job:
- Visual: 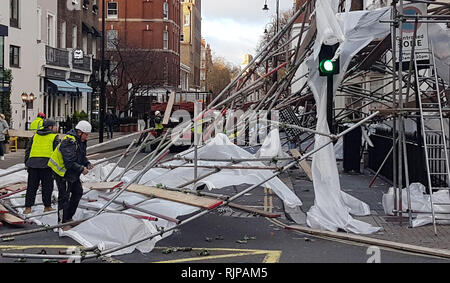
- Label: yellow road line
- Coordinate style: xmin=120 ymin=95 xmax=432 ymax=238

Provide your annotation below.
xmin=153 ymin=247 xmax=282 ymax=263
xmin=263 ymin=250 xmax=282 ymax=263
xmin=269 ymin=189 xmax=273 ymax=213
xmin=154 ymin=252 xmax=258 ymax=263
xmin=264 ymin=188 xmax=268 ymax=212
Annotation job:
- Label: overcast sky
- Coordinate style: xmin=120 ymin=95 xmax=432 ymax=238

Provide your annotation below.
xmin=202 ymin=0 xmax=294 ymax=66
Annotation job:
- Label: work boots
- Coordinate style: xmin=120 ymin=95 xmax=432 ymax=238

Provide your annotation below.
xmin=44 ymin=206 xmax=55 ymax=212
xmin=23 ymin=207 xmax=32 ymax=214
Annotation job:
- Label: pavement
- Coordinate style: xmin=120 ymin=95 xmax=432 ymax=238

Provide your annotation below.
xmin=0 ymin=134 xmax=449 ymax=263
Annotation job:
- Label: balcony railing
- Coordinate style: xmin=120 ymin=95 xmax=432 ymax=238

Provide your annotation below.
xmin=46 ymin=46 xmax=70 ymax=68
xmin=73 ymin=56 xmax=92 ymax=72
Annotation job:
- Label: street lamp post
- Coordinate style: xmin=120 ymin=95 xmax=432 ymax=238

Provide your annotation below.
xmin=99 ymin=0 xmax=106 ymax=143
xmin=21 ymin=92 xmax=35 ymax=131
xmin=263 ymin=0 xmax=279 ymax=83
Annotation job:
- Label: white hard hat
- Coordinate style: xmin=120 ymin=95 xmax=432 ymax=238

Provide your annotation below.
xmin=75 ymin=120 xmax=92 ymax=133
xmin=155 ymin=111 xmax=161 ymax=115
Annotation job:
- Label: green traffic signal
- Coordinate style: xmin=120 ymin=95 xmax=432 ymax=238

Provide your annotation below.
xmin=320 ymin=59 xmax=335 ymax=74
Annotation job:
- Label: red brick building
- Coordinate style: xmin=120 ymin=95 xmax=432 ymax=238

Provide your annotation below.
xmin=99 ymin=0 xmax=181 ymax=114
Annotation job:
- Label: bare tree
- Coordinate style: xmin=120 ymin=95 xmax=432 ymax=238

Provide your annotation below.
xmin=206 ymin=55 xmax=240 ymax=100
xmin=106 ymin=38 xmax=171 ymax=116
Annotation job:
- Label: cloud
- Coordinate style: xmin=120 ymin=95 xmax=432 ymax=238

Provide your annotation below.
xmin=202 ymin=0 xmax=293 ymax=65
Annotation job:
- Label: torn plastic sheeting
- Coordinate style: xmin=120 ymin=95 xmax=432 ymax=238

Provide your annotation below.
xmin=382 ymin=183 xmax=450 ymax=227
xmin=60 ymin=194 xmax=200 ymax=255
xmin=313 ymin=0 xmax=345 ymax=60
xmin=255 ymin=129 xmax=291 ymax=166
xmin=136 ymin=133 xmax=303 ymax=210
xmin=61 ymin=213 xmax=162 ymax=256
xmin=305 ymin=7 xmax=391 ymax=234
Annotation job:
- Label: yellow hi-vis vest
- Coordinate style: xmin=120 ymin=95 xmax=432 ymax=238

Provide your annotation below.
xmin=48 ymin=134 xmax=76 ymax=177
xmin=29 ymin=117 xmax=44 ymax=132
xmin=29 ymin=133 xmax=58 ymax=158
xmin=155 ymin=122 xmax=163 ymax=130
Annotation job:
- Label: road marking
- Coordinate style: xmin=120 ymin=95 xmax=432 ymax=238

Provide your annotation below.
xmin=152 ymin=247 xmax=281 ymax=263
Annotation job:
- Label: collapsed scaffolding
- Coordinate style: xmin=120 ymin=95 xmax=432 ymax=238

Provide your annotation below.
xmin=0 ymin=0 xmax=449 ymax=261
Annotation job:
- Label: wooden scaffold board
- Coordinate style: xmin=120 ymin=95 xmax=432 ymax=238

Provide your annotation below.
xmin=0 ymin=204 xmax=24 ymax=225
xmin=127 ymin=184 xmax=223 ymax=210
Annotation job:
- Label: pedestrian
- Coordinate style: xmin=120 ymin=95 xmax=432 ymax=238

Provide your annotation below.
xmin=0 ymin=114 xmax=9 ymax=161
xmin=48 ymin=120 xmax=94 ymax=228
xmin=29 ymin=112 xmax=46 ymax=132
xmin=154 ymin=111 xmax=164 ymax=137
xmin=23 ymin=119 xmax=60 ymax=214
xmin=105 ymin=110 xmax=115 ymax=139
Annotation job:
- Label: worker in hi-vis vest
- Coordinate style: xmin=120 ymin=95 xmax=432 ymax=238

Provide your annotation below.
xmin=48 ymin=120 xmax=94 ymax=227
xmin=29 ymin=112 xmax=46 ymax=132
xmin=23 ymin=119 xmax=60 ymax=214
xmin=154 ymin=111 xmax=164 ymax=136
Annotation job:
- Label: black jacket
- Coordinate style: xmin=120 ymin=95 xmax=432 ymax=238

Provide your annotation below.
xmin=59 ymin=129 xmax=91 ymax=182
xmin=25 ymin=129 xmax=60 ymax=169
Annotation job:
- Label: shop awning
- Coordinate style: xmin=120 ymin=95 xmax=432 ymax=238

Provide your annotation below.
xmin=67 ymin=80 xmax=93 ymax=93
xmin=47 ymin=79 xmax=78 ymax=92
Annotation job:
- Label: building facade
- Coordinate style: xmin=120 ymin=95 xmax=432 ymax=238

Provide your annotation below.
xmin=1 ymin=0 xmax=42 ymax=130
xmin=199 ymin=38 xmax=211 ymax=92
xmin=180 ymin=0 xmax=201 ymax=90
xmin=42 ymin=0 xmax=100 ymax=124
xmin=100 ymin=0 xmax=181 ymax=115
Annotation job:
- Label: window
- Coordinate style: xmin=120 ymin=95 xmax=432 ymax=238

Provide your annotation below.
xmin=107 ymin=2 xmax=118 ymax=19
xmin=9 ymin=45 xmax=20 ymax=68
xmin=37 ymin=8 xmax=42 ymax=41
xmin=163 ymin=2 xmax=169 ymax=20
xmin=163 ymin=31 xmax=168 ymax=50
xmin=60 ymin=21 xmax=66 ymax=48
xmin=184 ymin=14 xmax=190 ymax=26
xmin=0 ymin=37 xmax=4 ymax=68
xmin=107 ymin=30 xmax=118 ymax=50
xmin=72 ymin=26 xmax=77 ymax=48
xmin=47 ymin=13 xmax=55 ymax=47
xmin=83 ymin=34 xmax=88 ymax=53
xmin=92 ymin=39 xmax=97 ymax=58
xmin=10 ymin=0 xmax=19 ymax=28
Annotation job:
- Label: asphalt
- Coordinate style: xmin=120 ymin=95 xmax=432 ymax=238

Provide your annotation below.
xmin=0 ymin=133 xmax=449 ymax=264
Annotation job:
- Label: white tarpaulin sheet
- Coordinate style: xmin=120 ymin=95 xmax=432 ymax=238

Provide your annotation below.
xmin=382 ymin=183 xmax=450 ymax=227
xmin=305 ymin=5 xmax=392 ymax=234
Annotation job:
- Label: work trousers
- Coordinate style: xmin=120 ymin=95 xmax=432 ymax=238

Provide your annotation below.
xmin=0 ymin=141 xmax=4 ymax=156
xmin=54 ymin=174 xmax=83 ymax=223
xmin=25 ymin=168 xmax=54 ymax=208
xmin=106 ymin=125 xmax=113 ymax=139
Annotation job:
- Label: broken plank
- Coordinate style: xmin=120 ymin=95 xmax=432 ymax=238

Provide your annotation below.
xmin=162 ymin=91 xmax=176 ymax=125
xmin=290 ymin=149 xmax=313 ymax=181
xmin=228 ymin=203 xmax=281 ymax=218
xmin=0 ymin=209 xmax=25 ymax=225
xmin=82 ymin=181 xmax=123 ymax=191
xmin=127 ymin=184 xmax=223 ymax=210
xmin=286 ymin=224 xmax=450 ymax=259
xmin=0 ymin=204 xmax=8 ymax=214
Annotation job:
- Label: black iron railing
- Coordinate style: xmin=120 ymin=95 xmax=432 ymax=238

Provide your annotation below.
xmin=46 ymin=46 xmax=70 ymax=68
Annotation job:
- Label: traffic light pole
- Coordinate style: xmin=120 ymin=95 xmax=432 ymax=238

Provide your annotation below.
xmin=327 ymin=74 xmax=334 ymax=134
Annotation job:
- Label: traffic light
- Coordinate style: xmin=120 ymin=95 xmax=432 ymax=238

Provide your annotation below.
xmin=319 ymin=43 xmax=340 ymax=76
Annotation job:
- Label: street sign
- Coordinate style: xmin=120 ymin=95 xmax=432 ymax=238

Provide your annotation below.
xmin=73 ymin=49 xmax=84 ymax=64
xmin=395 ymin=3 xmax=429 ymax=64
